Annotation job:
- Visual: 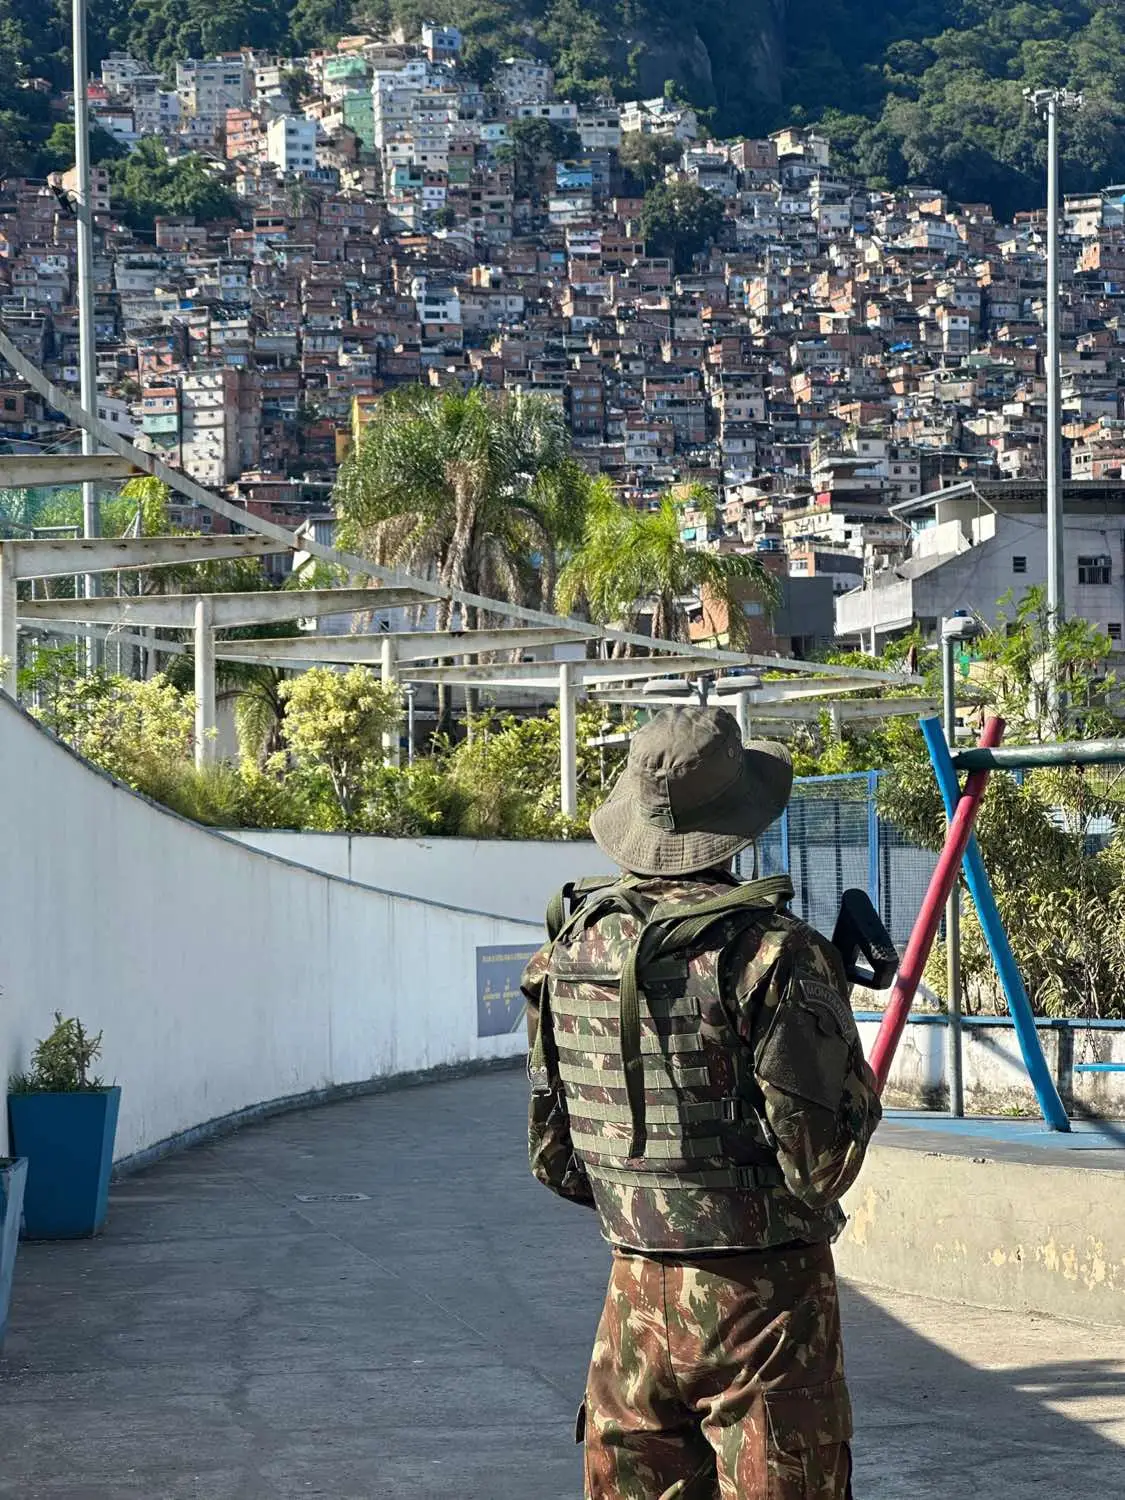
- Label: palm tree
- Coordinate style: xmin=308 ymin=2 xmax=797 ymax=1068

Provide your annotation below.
xmin=334 ymin=386 xmax=590 ymax=732
xmin=335 ymin=386 xmax=589 ymax=626
xmin=556 ymin=483 xmax=779 ymax=654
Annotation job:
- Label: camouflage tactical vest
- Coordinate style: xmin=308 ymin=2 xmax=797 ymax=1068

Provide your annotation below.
xmin=532 ymin=872 xmax=797 ymax=1253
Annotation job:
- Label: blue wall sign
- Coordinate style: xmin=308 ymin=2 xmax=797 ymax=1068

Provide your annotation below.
xmin=476 ymin=944 xmax=538 ymax=1037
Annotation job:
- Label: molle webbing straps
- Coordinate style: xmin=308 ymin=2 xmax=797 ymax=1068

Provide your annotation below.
xmin=533 ymin=876 xmax=655 ymax=1084
xmin=618 ymin=875 xmax=794 ymax=1158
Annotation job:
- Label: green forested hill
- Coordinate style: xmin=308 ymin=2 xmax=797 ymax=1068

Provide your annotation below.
xmin=3 ymin=0 xmax=1125 ymax=215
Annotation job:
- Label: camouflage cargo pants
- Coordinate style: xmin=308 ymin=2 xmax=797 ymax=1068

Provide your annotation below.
xmin=581 ymin=1241 xmax=853 ymax=1500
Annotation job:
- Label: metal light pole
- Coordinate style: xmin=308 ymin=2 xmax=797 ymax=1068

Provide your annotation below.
xmin=1025 ymin=86 xmax=1083 ymax=720
xmin=940 ymin=611 xmax=983 ymax=1118
xmin=72 ymin=0 xmax=101 ymax=657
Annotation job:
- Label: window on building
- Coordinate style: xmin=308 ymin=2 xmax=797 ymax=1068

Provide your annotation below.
xmin=1109 ymin=622 xmax=1122 ymax=641
xmin=1013 ymin=555 xmax=1027 ymax=574
xmin=1078 ymin=554 xmax=1112 ymax=585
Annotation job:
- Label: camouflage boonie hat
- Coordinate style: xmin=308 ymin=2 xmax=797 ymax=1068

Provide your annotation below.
xmin=590 ymin=706 xmax=793 ymax=877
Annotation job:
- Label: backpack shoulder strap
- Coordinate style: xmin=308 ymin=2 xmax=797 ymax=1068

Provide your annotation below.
xmin=533 ymin=875 xmax=654 ymax=1088
xmin=545 ymin=874 xmax=655 ymax=944
xmin=545 ymin=875 xmax=620 ymax=942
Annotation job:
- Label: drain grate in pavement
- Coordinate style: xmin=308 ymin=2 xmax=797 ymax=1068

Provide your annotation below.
xmin=293 ymin=1192 xmax=371 ymax=1203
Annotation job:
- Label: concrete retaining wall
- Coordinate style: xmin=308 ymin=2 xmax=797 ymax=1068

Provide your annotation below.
xmin=0 ymin=697 xmax=535 ymax=1162
xmin=837 ymin=1140 xmax=1125 ymax=1327
xmin=228 ymin=829 xmax=616 ymax=925
xmin=231 ymin=838 xmax=1125 ymax=1119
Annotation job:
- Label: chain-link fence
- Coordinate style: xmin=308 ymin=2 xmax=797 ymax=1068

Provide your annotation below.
xmin=741 ymin=770 xmax=937 ymax=951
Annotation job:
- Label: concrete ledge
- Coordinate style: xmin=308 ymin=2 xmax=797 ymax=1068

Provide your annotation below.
xmin=837 ymin=1121 xmax=1125 ymax=1327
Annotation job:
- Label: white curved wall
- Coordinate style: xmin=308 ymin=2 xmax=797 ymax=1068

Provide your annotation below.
xmin=0 ymin=696 xmax=539 ymax=1161
xmin=228 ymin=831 xmax=617 ymax=924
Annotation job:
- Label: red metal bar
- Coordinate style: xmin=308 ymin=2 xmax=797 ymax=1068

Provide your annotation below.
xmin=869 ymin=715 xmax=1006 ymax=1092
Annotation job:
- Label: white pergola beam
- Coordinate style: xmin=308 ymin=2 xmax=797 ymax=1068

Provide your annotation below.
xmin=590 ymin=694 xmax=939 ymax=721
xmin=1 ymin=534 xmax=287 ymax=581
xmin=0 ymin=454 xmax=140 ymax=487
xmin=401 ymin=655 xmax=730 ymax=685
xmin=588 ymin=680 xmax=880 ymax=707
xmin=28 ymin=620 xmax=190 ymax=657
xmin=18 ymin=586 xmax=429 ymax=630
xmin=212 ymin=626 xmax=590 ymax=667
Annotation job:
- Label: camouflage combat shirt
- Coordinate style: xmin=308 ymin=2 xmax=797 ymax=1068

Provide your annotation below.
xmin=522 ymin=873 xmax=883 ymax=1253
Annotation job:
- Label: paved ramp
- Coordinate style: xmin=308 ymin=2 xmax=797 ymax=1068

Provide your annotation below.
xmin=2 ymin=1071 xmax=1123 ymax=1498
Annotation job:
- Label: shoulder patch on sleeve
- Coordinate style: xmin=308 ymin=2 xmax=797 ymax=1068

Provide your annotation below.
xmin=797 ymin=974 xmax=855 ymax=1036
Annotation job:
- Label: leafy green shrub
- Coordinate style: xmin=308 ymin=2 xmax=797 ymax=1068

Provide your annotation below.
xmin=442 ymin=706 xmax=630 ymax=839
xmin=364 ymin=760 xmax=472 ymax=837
xmin=30 ymin=671 xmax=195 ymax=789
xmin=9 ymin=1013 xmax=105 ymax=1093
xmin=280 ymin=667 xmax=402 ymax=822
xmin=134 ymin=759 xmax=309 ymax=830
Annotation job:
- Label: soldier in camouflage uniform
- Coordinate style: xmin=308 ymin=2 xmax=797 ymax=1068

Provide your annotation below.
xmin=522 ymin=707 xmax=882 ymax=1500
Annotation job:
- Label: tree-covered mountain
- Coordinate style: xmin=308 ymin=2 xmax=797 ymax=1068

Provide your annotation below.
xmin=3 ymin=0 xmax=1125 ymax=214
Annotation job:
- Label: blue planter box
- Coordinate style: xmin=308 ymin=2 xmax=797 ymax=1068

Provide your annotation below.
xmin=7 ymin=1088 xmax=120 ymax=1240
xmin=0 ymin=1157 xmax=27 ymax=1349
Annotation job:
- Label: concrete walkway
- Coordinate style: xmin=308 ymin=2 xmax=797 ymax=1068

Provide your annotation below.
xmin=2 ymin=1069 xmax=1123 ymax=1499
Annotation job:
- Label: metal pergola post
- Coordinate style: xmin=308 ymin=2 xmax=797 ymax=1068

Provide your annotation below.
xmin=559 ymin=660 xmax=578 ymax=819
xmin=0 ymin=546 xmax=17 ymax=697
xmin=194 ymin=596 xmax=216 ymax=768
xmin=381 ymin=634 xmax=399 ymax=767
xmin=735 ymin=689 xmax=753 ymax=744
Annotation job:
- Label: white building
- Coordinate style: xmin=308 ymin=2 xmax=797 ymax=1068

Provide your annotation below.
xmin=495 ymin=57 xmax=554 ymax=107
xmin=266 ymin=115 xmax=318 ymax=176
xmin=94 ymin=394 xmax=136 ymax=440
xmin=421 ymin=23 xmax=462 ymax=60
xmin=835 ymin=480 xmax=1125 ymax=652
xmin=578 ymin=108 xmax=621 ymax=152
xmin=101 ymin=53 xmax=150 ymax=94
xmin=133 ymin=85 xmax=182 ymax=137
xmin=620 ymin=98 xmax=699 ymax=142
xmin=372 ymin=60 xmax=431 ymax=150
xmin=176 ymin=57 xmax=251 ymax=130
xmin=180 ymin=370 xmax=241 ymax=487
xmin=411 ymin=275 xmax=461 ymax=335
xmin=514 ymin=102 xmax=579 ymax=125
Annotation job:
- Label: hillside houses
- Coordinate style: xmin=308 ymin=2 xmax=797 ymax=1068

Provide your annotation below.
xmin=3 ymin=30 xmax=1125 ymax=654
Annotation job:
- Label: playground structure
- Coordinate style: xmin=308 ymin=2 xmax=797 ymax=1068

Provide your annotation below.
xmin=868 ymin=715 xmax=1125 ymax=1132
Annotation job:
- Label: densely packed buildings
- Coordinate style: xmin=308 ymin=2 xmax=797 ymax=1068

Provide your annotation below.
xmin=3 ymin=26 xmax=1125 ymax=655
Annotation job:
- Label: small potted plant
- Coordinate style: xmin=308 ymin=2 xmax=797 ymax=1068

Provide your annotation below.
xmin=0 ymin=1154 xmax=27 ymax=1349
xmin=7 ymin=1013 xmax=120 ymax=1240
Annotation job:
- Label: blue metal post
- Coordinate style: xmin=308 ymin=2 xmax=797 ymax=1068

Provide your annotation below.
xmin=779 ymin=804 xmax=790 ymax=873
xmin=921 ymin=717 xmax=1070 ymax=1131
xmin=866 ymin=769 xmax=880 ymax=911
